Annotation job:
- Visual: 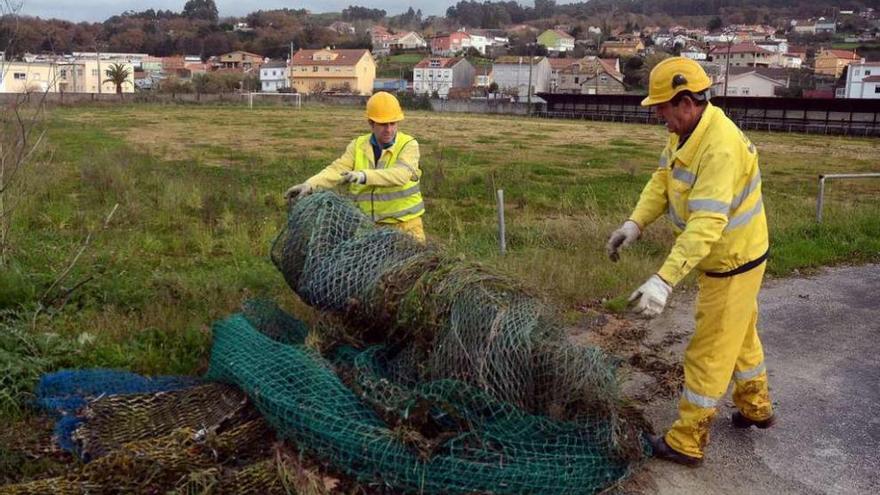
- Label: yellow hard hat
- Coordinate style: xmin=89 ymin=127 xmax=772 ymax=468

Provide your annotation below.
xmin=365 ymin=92 xmax=405 ymax=123
xmin=641 ymin=57 xmax=712 ymax=107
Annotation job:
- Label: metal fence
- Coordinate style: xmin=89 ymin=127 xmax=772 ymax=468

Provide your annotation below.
xmin=536 ymin=93 xmax=880 ymax=137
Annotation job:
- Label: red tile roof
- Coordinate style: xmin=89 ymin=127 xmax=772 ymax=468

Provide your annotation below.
xmin=414 ymin=57 xmax=462 ymax=69
xmin=713 ymin=42 xmax=772 ymax=55
xmin=822 ymin=49 xmax=860 ymax=60
xmin=291 ymin=49 xmax=371 ymax=66
xmin=547 ymin=58 xmax=578 ymax=70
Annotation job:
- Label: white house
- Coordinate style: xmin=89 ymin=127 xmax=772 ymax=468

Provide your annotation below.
xmin=713 ymin=69 xmax=788 ymax=97
xmin=412 ymin=57 xmax=476 ymax=98
xmin=390 ymin=32 xmax=427 ymax=51
xmin=492 ymin=56 xmax=551 ymax=98
xmin=843 ymin=61 xmax=880 ymax=99
xmin=681 ymin=47 xmax=708 ymax=61
xmin=260 ymin=60 xmax=290 ymax=92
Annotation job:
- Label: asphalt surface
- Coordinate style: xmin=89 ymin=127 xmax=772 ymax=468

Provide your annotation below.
xmin=628 ymin=264 xmax=880 ymax=495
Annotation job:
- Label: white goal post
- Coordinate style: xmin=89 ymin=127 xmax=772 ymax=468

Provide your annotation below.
xmin=247 ymin=92 xmax=301 ymax=109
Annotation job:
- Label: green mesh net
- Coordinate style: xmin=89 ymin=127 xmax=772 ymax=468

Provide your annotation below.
xmin=3 ymin=192 xmax=648 ymax=494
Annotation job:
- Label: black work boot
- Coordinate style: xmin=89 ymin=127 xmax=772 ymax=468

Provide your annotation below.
xmin=649 ymin=435 xmax=703 ymax=468
xmin=732 ymin=411 xmax=776 ymax=429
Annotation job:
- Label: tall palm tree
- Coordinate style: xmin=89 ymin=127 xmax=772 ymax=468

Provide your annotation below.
xmin=102 ymin=63 xmax=131 ymax=94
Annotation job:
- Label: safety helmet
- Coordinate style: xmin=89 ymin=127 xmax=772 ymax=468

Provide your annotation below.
xmin=641 ymin=57 xmax=712 ymax=107
xmin=365 ymin=91 xmax=405 ymax=123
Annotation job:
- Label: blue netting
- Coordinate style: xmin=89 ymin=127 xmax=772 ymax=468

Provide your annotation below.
xmin=34 ymin=369 xmax=200 ymax=454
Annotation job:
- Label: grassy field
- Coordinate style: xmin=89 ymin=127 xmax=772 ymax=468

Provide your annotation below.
xmin=1 ymin=102 xmax=879 ymax=480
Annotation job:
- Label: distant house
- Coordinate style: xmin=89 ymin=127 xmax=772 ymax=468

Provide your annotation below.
xmin=681 ymin=46 xmax=708 ymax=61
xmin=815 ymin=18 xmax=837 ymax=34
xmin=371 ymin=26 xmax=395 ymax=56
xmin=711 ymin=42 xmax=773 ymax=68
xmin=537 ymin=29 xmax=575 ymax=53
xmin=389 ymin=32 xmax=427 ymax=52
xmin=842 ymin=61 xmax=880 ymax=99
xmin=412 ymin=57 xmax=476 ymax=98
xmin=214 ymin=51 xmax=264 ymax=72
xmin=600 ymin=38 xmax=644 ymax=57
xmin=780 ymin=53 xmax=803 ymax=69
xmin=492 ymin=55 xmax=551 ymax=98
xmin=430 ymin=32 xmax=470 ymax=56
xmin=290 ymin=48 xmax=376 ymax=95
xmin=556 ymin=57 xmax=626 ymax=95
xmin=0 ymin=59 xmax=134 ymax=94
xmin=713 ymin=67 xmax=789 ymax=97
xmin=791 ymin=19 xmax=816 ymax=35
xmin=260 ymin=60 xmax=290 ymax=92
xmin=548 ymin=58 xmax=578 ymax=92
xmin=814 ymin=49 xmax=860 ymax=78
xmin=329 ymin=21 xmax=356 ymax=35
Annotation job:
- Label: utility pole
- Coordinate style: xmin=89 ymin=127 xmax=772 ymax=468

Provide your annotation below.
xmin=96 ymin=45 xmax=102 ymax=94
xmin=527 ymin=44 xmax=533 ymax=115
xmin=723 ymin=37 xmax=732 ymax=112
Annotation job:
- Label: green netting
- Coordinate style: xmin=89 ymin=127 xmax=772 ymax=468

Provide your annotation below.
xmin=207 ymin=313 xmax=635 ymax=494
xmin=4 ymin=191 xmax=649 ymax=494
xmin=271 ymin=192 xmax=646 ymax=440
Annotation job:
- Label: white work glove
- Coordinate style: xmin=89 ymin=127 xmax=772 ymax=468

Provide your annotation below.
xmin=606 ymin=220 xmax=641 ymax=262
xmin=628 ymin=275 xmax=672 ymax=318
xmin=341 ymin=170 xmax=367 ymax=184
xmin=284 ymin=183 xmax=312 ymax=201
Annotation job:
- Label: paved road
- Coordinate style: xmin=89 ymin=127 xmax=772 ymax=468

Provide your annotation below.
xmin=628 ymin=264 xmax=880 ymax=495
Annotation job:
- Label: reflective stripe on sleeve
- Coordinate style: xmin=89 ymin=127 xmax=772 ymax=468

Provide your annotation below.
xmin=725 ymin=197 xmax=763 ymax=231
xmin=672 ymin=168 xmax=696 ymax=186
xmin=730 ymin=172 xmax=761 ymax=212
xmin=659 ymin=155 xmax=669 ymax=168
xmin=667 ymin=206 xmax=687 ymax=229
xmin=352 ymin=184 xmax=421 ymax=203
xmin=374 ymin=201 xmax=425 ymax=222
xmin=683 ymin=387 xmax=719 ymax=408
xmin=734 ymin=363 xmax=766 ymax=381
xmin=688 ymin=198 xmax=731 ymax=214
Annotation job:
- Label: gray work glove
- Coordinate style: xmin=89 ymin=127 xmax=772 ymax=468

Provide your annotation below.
xmin=628 ymin=275 xmax=672 ymax=318
xmin=606 ymin=220 xmax=641 ymax=262
xmin=284 ymin=183 xmax=312 ymax=201
xmin=340 ymin=170 xmax=367 ymax=184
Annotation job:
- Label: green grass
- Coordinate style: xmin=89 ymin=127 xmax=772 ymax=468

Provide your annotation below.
xmin=1 ymin=102 xmax=878 ymax=481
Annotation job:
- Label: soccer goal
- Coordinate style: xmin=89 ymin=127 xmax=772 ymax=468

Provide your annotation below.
xmin=247 ymin=92 xmax=302 ymax=109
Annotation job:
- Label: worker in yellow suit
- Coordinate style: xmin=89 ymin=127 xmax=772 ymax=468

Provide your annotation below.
xmin=284 ymin=92 xmax=426 ymax=242
xmin=606 ymin=57 xmax=774 ymax=467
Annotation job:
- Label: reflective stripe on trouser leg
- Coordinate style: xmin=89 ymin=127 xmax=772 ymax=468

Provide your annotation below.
xmin=732 ymin=277 xmax=773 ymax=421
xmin=387 ymin=216 xmax=425 ymax=243
xmin=665 ymin=263 xmax=767 ymax=459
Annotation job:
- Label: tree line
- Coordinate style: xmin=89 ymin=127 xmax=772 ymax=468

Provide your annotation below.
xmin=0 ymin=0 xmax=876 ymax=61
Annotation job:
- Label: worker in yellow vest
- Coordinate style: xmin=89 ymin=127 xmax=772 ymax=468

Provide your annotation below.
xmin=285 ymin=92 xmax=426 ymax=242
xmin=606 ymin=57 xmax=774 ymax=467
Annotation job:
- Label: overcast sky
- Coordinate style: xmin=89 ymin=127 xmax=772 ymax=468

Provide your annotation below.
xmin=16 ymin=1 xmax=535 ymax=23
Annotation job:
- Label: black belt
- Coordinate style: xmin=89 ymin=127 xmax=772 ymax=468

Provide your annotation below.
xmin=704 ymin=250 xmax=769 ymax=278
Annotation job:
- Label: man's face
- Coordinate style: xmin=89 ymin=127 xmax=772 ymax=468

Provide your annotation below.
xmin=652 ymin=98 xmax=701 ymax=136
xmin=370 ymin=120 xmax=398 ymax=145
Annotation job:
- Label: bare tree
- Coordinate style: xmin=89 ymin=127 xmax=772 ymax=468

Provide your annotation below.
xmin=0 ymin=0 xmax=53 ymax=266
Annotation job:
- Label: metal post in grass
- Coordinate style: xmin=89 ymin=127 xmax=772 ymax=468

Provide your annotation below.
xmin=816 ymin=173 xmax=880 ymax=223
xmin=497 ymin=189 xmax=506 ymax=255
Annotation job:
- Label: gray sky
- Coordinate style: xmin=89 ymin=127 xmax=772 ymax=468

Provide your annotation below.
xmin=16 ymin=1 xmax=493 ymax=23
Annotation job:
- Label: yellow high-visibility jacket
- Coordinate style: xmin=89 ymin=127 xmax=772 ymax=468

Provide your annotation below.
xmin=305 ymin=131 xmax=423 ymax=224
xmin=630 ymin=103 xmax=768 ymax=286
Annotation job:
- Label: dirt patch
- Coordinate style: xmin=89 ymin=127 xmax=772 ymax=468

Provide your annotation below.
xmin=568 ymin=307 xmax=686 ymax=405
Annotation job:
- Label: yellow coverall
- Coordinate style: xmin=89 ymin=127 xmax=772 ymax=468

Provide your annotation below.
xmin=305 ymin=132 xmax=425 ymax=242
xmin=629 ymin=102 xmax=773 ymax=458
